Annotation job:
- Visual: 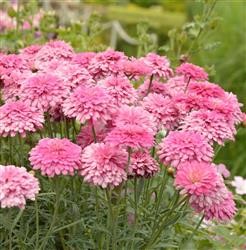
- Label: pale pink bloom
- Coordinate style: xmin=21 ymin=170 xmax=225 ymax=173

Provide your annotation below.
xmin=179 ymin=109 xmax=236 ymax=145
xmin=72 ymin=52 xmax=96 ymax=67
xmin=140 ymin=53 xmax=173 ymax=79
xmin=114 ymin=105 xmax=157 ymax=133
xmin=215 ymin=164 xmax=230 ymax=179
xmin=231 ymin=176 xmax=246 ymax=195
xmin=105 ymin=124 xmax=154 ymax=149
xmin=79 ymin=143 xmax=128 ymax=188
xmin=63 ymin=85 xmax=116 ymax=124
xmin=20 ymin=74 xmax=68 ymax=112
xmin=138 ymin=79 xmax=171 ymax=98
xmin=175 ymin=161 xmax=218 ymax=196
xmin=128 ymin=151 xmax=159 ymax=177
xmin=88 ymin=49 xmax=127 ymax=80
xmin=0 ymin=11 xmax=15 ymax=32
xmin=99 ymin=75 xmax=137 ymax=106
xmin=0 ymin=165 xmax=40 ymax=209
xmin=76 ymin=121 xmax=110 ymax=149
xmin=176 ymin=63 xmax=208 ymax=81
xmin=142 ymin=93 xmax=180 ymax=130
xmin=29 ymin=138 xmax=82 ymax=177
xmin=187 ymin=81 xmax=226 ymax=99
xmin=158 ymin=131 xmax=214 ymax=168
xmin=0 ymin=101 xmax=44 ymax=137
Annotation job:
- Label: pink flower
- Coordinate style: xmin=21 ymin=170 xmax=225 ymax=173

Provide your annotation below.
xmin=179 ymin=109 xmax=236 ymax=145
xmin=105 ymin=124 xmax=154 ymax=149
xmin=99 ymin=75 xmax=137 ymax=106
xmin=114 ymin=105 xmax=157 ymax=133
xmin=79 ymin=143 xmax=128 ymax=188
xmin=20 ymin=74 xmax=68 ymax=112
xmin=77 ymin=122 xmax=110 ymax=149
xmin=215 ymin=164 xmax=230 ymax=179
xmin=166 ymin=76 xmax=186 ymax=95
xmin=63 ymin=85 xmax=116 ymax=124
xmin=138 ymin=80 xmax=171 ymax=98
xmin=29 ymin=138 xmax=82 ymax=177
xmin=175 ymin=161 xmax=218 ymax=196
xmin=72 ymin=52 xmax=96 ymax=67
xmin=140 ymin=53 xmax=173 ymax=79
xmin=0 ymin=11 xmax=15 ymax=32
xmin=0 ymin=101 xmax=44 ymax=137
xmin=158 ymin=131 xmax=214 ymax=168
xmin=142 ymin=93 xmax=180 ymax=130
xmin=176 ymin=63 xmax=208 ymax=81
xmin=0 ymin=165 xmax=40 ymax=209
xmin=129 ymin=151 xmax=159 ymax=177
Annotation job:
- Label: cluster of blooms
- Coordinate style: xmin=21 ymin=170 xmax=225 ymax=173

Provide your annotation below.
xmin=0 ymin=40 xmax=244 ymax=222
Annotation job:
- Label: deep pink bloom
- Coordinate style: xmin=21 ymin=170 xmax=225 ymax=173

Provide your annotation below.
xmin=79 ymin=143 xmax=128 ymax=188
xmin=179 ymin=109 xmax=236 ymax=145
xmin=20 ymin=44 xmax=42 ymax=56
xmin=176 ymin=63 xmax=208 ymax=81
xmin=29 ymin=138 xmax=82 ymax=177
xmin=142 ymin=93 xmax=180 ymax=130
xmin=63 ymin=85 xmax=116 ymax=124
xmin=99 ymin=75 xmax=137 ymax=106
xmin=129 ymin=151 xmax=159 ymax=177
xmin=175 ymin=161 xmax=218 ymax=196
xmin=20 ymin=74 xmax=68 ymax=112
xmin=114 ymin=105 xmax=157 ymax=133
xmin=105 ymin=124 xmax=154 ymax=149
xmin=0 ymin=165 xmax=40 ymax=209
xmin=140 ymin=53 xmax=173 ymax=79
xmin=158 ymin=131 xmax=214 ymax=168
xmin=0 ymin=101 xmax=44 ymax=137
xmin=72 ymin=52 xmax=96 ymax=67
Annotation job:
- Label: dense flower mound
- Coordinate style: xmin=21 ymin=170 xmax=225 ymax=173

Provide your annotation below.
xmin=176 ymin=62 xmax=208 ymax=81
xmin=80 ymin=143 xmax=128 ymax=188
xmin=99 ymin=75 xmax=137 ymax=106
xmin=128 ymin=151 xmax=159 ymax=177
xmin=142 ymin=93 xmax=180 ymax=130
xmin=20 ymin=74 xmax=68 ymax=112
xmin=0 ymin=101 xmax=44 ymax=137
xmin=72 ymin=52 xmax=96 ymax=67
xmin=0 ymin=165 xmax=40 ymax=209
xmin=29 ymin=138 xmax=82 ymax=177
xmin=158 ymin=131 xmax=214 ymax=168
xmin=63 ymin=85 xmax=116 ymax=124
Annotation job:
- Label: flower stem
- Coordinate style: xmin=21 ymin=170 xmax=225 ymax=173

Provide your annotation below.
xmin=146 ymin=74 xmax=154 ymax=95
xmin=35 ymin=198 xmax=39 ymax=249
xmin=188 ymin=214 xmax=205 ymax=241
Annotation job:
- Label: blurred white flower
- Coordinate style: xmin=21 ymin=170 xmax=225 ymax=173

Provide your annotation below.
xmin=231 ymin=176 xmax=246 ymax=195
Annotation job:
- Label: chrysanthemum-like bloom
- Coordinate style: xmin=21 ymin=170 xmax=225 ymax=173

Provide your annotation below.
xmin=158 ymin=131 xmax=214 ymax=168
xmin=0 ymin=165 xmax=40 ymax=209
xmin=179 ymin=109 xmax=236 ymax=145
xmin=0 ymin=101 xmax=44 ymax=137
xmin=63 ymin=85 xmax=116 ymax=124
xmin=138 ymin=79 xmax=171 ymax=98
xmin=88 ymin=49 xmax=127 ymax=80
xmin=76 ymin=122 xmax=110 ymax=149
xmin=114 ymin=105 xmax=157 ymax=133
xmin=79 ymin=143 xmax=128 ymax=188
xmin=176 ymin=63 xmax=208 ymax=81
xmin=175 ymin=161 xmax=218 ymax=196
xmin=128 ymin=151 xmax=159 ymax=177
xmin=20 ymin=44 xmax=42 ymax=56
xmin=166 ymin=76 xmax=186 ymax=95
xmin=140 ymin=53 xmax=173 ymax=79
xmin=29 ymin=138 xmax=82 ymax=177
xmin=105 ymin=125 xmax=154 ymax=149
xmin=99 ymin=75 xmax=137 ymax=106
xmin=72 ymin=52 xmax=96 ymax=67
xmin=215 ymin=164 xmax=230 ymax=179
xmin=187 ymin=81 xmax=226 ymax=99
xmin=20 ymin=74 xmax=68 ymax=112
xmin=142 ymin=93 xmax=180 ymax=130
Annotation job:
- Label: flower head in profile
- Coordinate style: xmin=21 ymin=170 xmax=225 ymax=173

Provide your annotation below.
xmin=0 ymin=101 xmax=44 ymax=137
xmin=176 ymin=63 xmax=208 ymax=81
xmin=140 ymin=53 xmax=173 ymax=79
xmin=80 ymin=143 xmax=128 ymax=188
xmin=63 ymin=85 xmax=116 ymax=124
xmin=158 ymin=131 xmax=214 ymax=168
xmin=100 ymin=75 xmax=137 ymax=106
xmin=0 ymin=165 xmax=40 ymax=209
xmin=215 ymin=164 xmax=230 ymax=179
xmin=29 ymin=138 xmax=82 ymax=177
xmin=175 ymin=161 xmax=218 ymax=196
xmin=20 ymin=74 xmax=68 ymax=112
xmin=129 ymin=151 xmax=159 ymax=177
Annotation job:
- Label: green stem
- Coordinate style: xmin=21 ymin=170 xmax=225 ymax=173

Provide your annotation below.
xmin=46 ymin=113 xmax=53 ymax=138
xmin=35 ymin=198 xmax=39 ymax=249
xmin=18 ymin=135 xmax=24 ymax=166
xmin=8 ymin=137 xmax=13 ymax=165
xmin=188 ymin=214 xmax=205 ymax=241
xmin=146 ymin=74 xmax=154 ymax=95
